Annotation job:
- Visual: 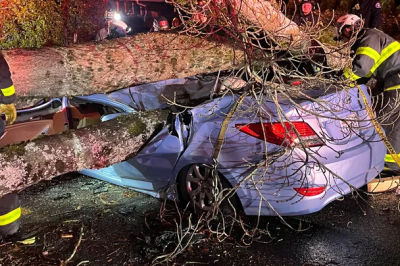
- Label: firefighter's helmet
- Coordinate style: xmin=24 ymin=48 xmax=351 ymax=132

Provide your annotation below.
xmin=157 ymin=16 xmax=170 ymax=30
xmin=336 ymin=14 xmax=362 ymax=37
xmin=299 ymin=0 xmax=314 ymax=6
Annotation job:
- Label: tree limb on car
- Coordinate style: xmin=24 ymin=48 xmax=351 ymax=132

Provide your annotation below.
xmin=0 ymin=109 xmax=169 ymax=197
xmin=4 ymin=33 xmax=243 ymax=98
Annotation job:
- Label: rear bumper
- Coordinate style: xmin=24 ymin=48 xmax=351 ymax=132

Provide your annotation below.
xmin=220 ymin=137 xmax=386 ymax=216
xmin=244 ymin=158 xmax=383 ymax=216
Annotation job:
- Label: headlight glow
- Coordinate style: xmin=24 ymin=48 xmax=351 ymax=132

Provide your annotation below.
xmin=114 ymin=13 xmax=121 ymax=20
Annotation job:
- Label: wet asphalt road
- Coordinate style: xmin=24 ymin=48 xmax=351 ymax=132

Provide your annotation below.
xmin=3 ymin=175 xmax=400 ymax=266
xmin=217 ymin=191 xmax=400 ymax=266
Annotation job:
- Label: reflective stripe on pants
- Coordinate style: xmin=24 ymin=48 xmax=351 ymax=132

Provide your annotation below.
xmin=0 ymin=207 xmax=21 ymax=226
xmin=377 ymin=89 xmax=400 ymax=170
xmin=0 ymin=193 xmax=21 ymax=236
xmin=385 ymin=153 xmax=400 ymax=163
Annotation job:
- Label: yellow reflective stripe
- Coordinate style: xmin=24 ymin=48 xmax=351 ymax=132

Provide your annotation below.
xmin=356 ymin=47 xmax=380 ymax=64
xmin=1 ymin=85 xmax=15 ymax=97
xmin=0 ymin=207 xmax=21 ymax=226
xmin=385 ymin=153 xmax=400 ymax=163
xmin=384 ymin=84 xmax=400 ymax=91
xmin=344 ymin=68 xmax=361 ymax=81
xmin=367 ymin=41 xmax=400 ymax=78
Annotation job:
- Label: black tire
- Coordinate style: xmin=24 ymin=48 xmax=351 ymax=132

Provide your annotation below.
xmin=178 ymin=164 xmax=242 ymax=215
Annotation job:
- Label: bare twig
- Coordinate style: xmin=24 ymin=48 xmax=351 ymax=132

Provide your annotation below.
xmin=0 ymin=242 xmax=12 ymax=248
xmin=60 ymin=225 xmax=84 ymax=266
xmin=77 ymin=261 xmax=90 ymax=266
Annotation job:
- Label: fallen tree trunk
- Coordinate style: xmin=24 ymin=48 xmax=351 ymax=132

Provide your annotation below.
xmin=3 ymin=1 xmax=302 ymax=99
xmin=4 ymin=32 xmax=243 ymax=98
xmin=0 ymin=110 xmax=169 ymax=197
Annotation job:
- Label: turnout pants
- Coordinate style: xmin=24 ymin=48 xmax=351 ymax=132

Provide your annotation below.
xmin=0 ymin=193 xmax=21 ymax=237
xmin=375 ymin=75 xmax=400 ymax=171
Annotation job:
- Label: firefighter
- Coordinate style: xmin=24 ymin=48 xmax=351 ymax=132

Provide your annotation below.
xmin=95 ymin=22 xmax=109 ymax=41
xmin=151 ymin=16 xmax=170 ymax=32
xmin=104 ymin=7 xmax=115 ymax=34
xmin=104 ymin=7 xmax=115 ymax=22
xmin=350 ymin=0 xmax=382 ymax=29
xmin=157 ymin=16 xmax=170 ymax=31
xmin=337 ymin=14 xmax=400 ymax=173
xmin=0 ymin=53 xmax=20 ymax=237
xmin=292 ymin=0 xmax=319 ymax=27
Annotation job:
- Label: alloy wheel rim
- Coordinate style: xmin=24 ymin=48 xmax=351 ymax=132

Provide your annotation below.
xmin=186 ymin=164 xmax=216 ymax=211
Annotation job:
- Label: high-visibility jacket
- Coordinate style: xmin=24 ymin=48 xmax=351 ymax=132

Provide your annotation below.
xmin=0 ymin=54 xmax=16 ymax=105
xmin=344 ymin=28 xmax=400 ymax=91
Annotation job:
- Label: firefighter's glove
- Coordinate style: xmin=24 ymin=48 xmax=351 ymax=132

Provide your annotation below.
xmin=0 ymin=103 xmax=17 ymax=125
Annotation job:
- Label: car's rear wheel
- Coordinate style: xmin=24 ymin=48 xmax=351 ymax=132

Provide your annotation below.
xmin=178 ymin=164 xmax=241 ymax=214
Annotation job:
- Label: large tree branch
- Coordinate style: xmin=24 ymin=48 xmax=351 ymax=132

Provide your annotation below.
xmin=4 ymin=32 xmax=243 ymax=98
xmin=233 ymin=0 xmax=301 ymax=41
xmin=0 ymin=110 xmax=169 ymax=196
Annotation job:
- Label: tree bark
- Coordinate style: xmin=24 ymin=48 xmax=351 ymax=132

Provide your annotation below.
xmin=0 ymin=110 xmax=169 ymax=197
xmin=4 ymin=32 xmax=243 ymax=98
xmin=232 ymin=0 xmax=301 ymax=41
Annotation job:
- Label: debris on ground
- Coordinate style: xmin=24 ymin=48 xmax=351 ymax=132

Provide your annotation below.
xmin=93 ymin=184 xmax=109 ymax=194
xmin=51 ymin=193 xmax=72 ymax=201
xmin=16 ymin=237 xmax=35 ymax=245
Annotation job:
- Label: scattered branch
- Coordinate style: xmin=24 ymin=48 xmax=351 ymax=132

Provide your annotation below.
xmin=60 ymin=225 xmax=84 ymax=266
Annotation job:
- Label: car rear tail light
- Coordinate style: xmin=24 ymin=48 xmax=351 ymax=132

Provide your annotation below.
xmin=235 ymin=122 xmax=323 ymax=147
xmin=294 ymin=186 xmax=325 ymax=196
